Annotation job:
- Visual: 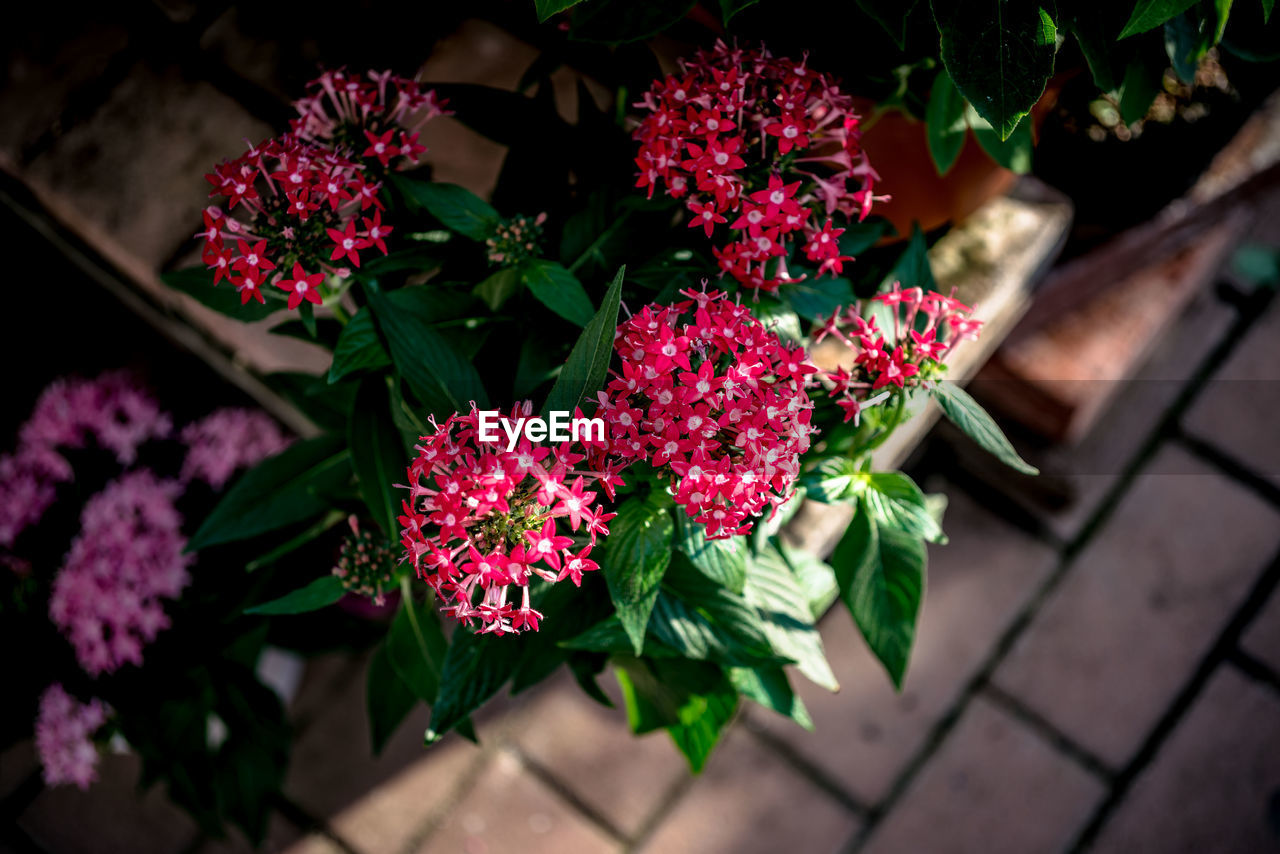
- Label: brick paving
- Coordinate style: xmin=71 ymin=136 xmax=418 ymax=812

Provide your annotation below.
xmin=2 ymin=11 xmax=1280 ymax=854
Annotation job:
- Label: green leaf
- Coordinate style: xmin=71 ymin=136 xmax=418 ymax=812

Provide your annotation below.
xmin=1164 ymin=11 xmax=1212 ymax=82
xmin=933 ymin=382 xmax=1039 ymax=474
xmin=367 ymin=642 xmax=419 ymax=754
xmin=600 ymin=494 xmax=675 ymax=654
xmin=883 ymin=222 xmax=938 ymax=292
xmin=244 ymin=575 xmax=344 ymax=615
xmin=648 ymin=586 xmax=782 ymax=667
xmin=386 ymin=589 xmax=448 ymax=705
xmin=780 ymin=540 xmax=841 ymax=618
xmin=745 ymin=542 xmax=840 ymax=691
xmin=614 ymin=658 xmax=738 ymax=772
xmin=189 ymin=435 xmax=352 ymax=550
xmin=719 ymin=0 xmax=760 ymax=24
xmin=349 ymin=376 xmax=409 ymax=538
xmin=329 ymin=309 xmax=390 ymax=383
xmin=1119 ymin=0 xmax=1199 ymax=37
xmin=561 ymin=614 xmax=682 ymax=656
xmin=857 ymin=0 xmax=920 ymax=48
xmin=536 ymin=0 xmax=588 ymax=20
xmin=801 ymin=456 xmax=866 ymax=504
xmin=389 ymin=175 xmax=500 ymax=240
xmin=933 ymin=2 xmax=1058 ymax=140
xmin=729 ymin=666 xmax=813 ymax=730
xmin=675 ymin=515 xmax=747 ymax=594
xmin=967 ymin=105 xmax=1034 ymax=174
xmin=1066 ymin=9 xmax=1121 ymax=92
xmin=926 ymin=71 xmax=968 ymax=176
xmin=863 ymin=472 xmax=948 ymax=543
xmin=783 ymin=276 xmax=855 ymax=323
xmin=569 ymin=0 xmax=697 ymax=44
xmin=831 ymin=503 xmax=926 ymax=688
xmin=1117 ymin=53 xmax=1164 ymax=124
xmin=161 ymin=267 xmax=280 ymax=322
xmin=474 ymin=267 xmax=523 ymax=311
xmin=543 ymin=266 xmax=625 ymax=416
xmin=366 ymin=284 xmax=489 ymax=417
xmin=246 ymin=510 xmax=346 ymax=572
xmin=521 ymin=260 xmax=595 ymax=327
xmin=663 ymin=666 xmax=737 ymax=773
xmin=1264 ymin=0 xmax=1275 ymax=23
xmin=426 ymin=627 xmax=522 ymax=740
xmin=359 ymin=245 xmax=442 ymax=279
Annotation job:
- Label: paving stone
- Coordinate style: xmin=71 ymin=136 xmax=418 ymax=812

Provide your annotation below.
xmin=1184 ymin=291 xmax=1280 ymax=481
xmin=752 ymin=489 xmax=1055 ymax=806
xmin=188 ymin=812 xmax=307 ymax=854
xmin=23 ymin=59 xmax=272 ymax=273
xmin=18 ymin=750 xmax=200 ymax=854
xmin=1242 ymin=585 xmax=1280 ymax=676
xmin=0 ymin=738 xmax=37 ymax=802
xmin=508 ymin=677 xmax=689 ymax=839
xmin=861 ymin=696 xmax=1105 ymax=854
xmin=419 ymin=749 xmax=620 ymax=854
xmin=288 ymin=652 xmax=366 ymax=729
xmin=0 ymin=8 xmax=130 ymax=165
xmin=993 ymin=444 xmax=1280 ymax=768
xmin=957 ymin=284 xmax=1236 ymax=542
xmin=1090 ymin=666 xmax=1280 ymax=854
xmin=638 ymin=730 xmax=860 ymax=854
xmin=284 ymin=651 xmax=482 ymax=828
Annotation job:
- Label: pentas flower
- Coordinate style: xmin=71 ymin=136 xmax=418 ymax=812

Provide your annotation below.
xmin=291 ymin=68 xmax=450 ymax=174
xmin=49 ymin=471 xmax=193 ymax=676
xmin=484 ymin=212 xmax=547 ymax=267
xmin=599 ymin=286 xmax=817 ymax=538
xmin=35 ymin=685 xmax=110 ymax=790
xmin=333 ymin=516 xmax=398 ymax=606
xmin=180 ymin=407 xmax=292 ymax=490
xmin=202 ymin=134 xmax=387 ymax=308
xmin=398 ymin=402 xmax=617 ymax=635
xmin=633 ymin=41 xmax=885 ymax=294
xmin=814 ymin=282 xmax=984 ymax=424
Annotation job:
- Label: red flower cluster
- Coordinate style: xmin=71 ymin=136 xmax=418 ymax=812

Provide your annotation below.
xmin=291 ymin=68 xmax=449 ymax=173
xmin=814 ymin=282 xmax=984 ymax=424
xmin=202 ymin=134 xmax=389 ymax=308
xmin=633 ymin=42 xmax=884 ymax=294
xmin=398 ymin=403 xmax=623 ymax=635
xmin=597 ymin=287 xmax=816 ymax=538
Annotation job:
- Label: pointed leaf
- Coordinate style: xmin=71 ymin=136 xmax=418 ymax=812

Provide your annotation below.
xmin=728 ymin=666 xmax=813 ymax=730
xmin=521 ymin=260 xmax=595 ymax=326
xmin=1119 ymin=0 xmax=1199 ymax=37
xmin=386 ymin=590 xmax=448 ymax=704
xmin=161 ymin=267 xmax=280 ymax=322
xmin=863 ymin=472 xmax=947 ymax=543
xmin=543 ymin=266 xmax=625 ymax=416
xmin=367 ymin=642 xmax=418 ymax=754
xmin=244 ymin=575 xmax=344 ymax=615
xmin=933 ymin=382 xmax=1038 ymax=474
xmin=926 ymin=71 xmax=968 ymax=176
xmin=745 ymin=542 xmax=840 ymax=691
xmin=389 ymin=175 xmax=500 ymax=240
xmin=600 ymin=494 xmax=674 ymax=654
xmin=349 ymin=377 xmax=410 ymax=538
xmin=675 ymin=515 xmax=747 ymax=593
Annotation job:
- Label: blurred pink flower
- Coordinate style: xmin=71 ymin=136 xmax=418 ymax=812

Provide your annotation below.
xmin=180 ymin=407 xmax=292 ymax=490
xmin=49 ymin=471 xmax=193 ymax=676
xmin=35 ymin=684 xmax=109 ymax=790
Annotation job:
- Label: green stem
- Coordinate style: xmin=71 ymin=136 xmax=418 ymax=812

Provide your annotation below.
xmin=399 ymin=575 xmax=441 ymax=682
xmin=330 ymin=302 xmax=350 ymax=326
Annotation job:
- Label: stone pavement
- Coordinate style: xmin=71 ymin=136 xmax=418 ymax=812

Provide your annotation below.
xmin=3 ymin=8 xmax=1280 ymax=853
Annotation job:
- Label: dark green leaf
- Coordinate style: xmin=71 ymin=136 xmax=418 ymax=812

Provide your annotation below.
xmin=1164 ymin=11 xmax=1212 ymax=82
xmin=543 ymin=266 xmax=624 ymax=416
xmin=600 ymin=494 xmax=675 ymax=654
xmin=933 ymin=382 xmax=1039 ymax=474
xmin=1066 ymin=8 xmax=1122 ymax=92
xmin=926 ymin=71 xmax=968 ymax=176
xmin=427 ymin=627 xmax=522 ymax=740
xmin=561 ymin=614 xmax=682 ymax=656
xmin=569 ymin=0 xmax=697 ymax=44
xmin=779 ymin=541 xmax=841 ymax=619
xmin=1119 ymin=0 xmax=1199 ymax=37
xmin=536 ymin=0 xmax=588 ymax=22
xmin=838 ymin=217 xmax=893 ymax=258
xmin=366 ymin=284 xmax=489 ymax=417
xmin=521 ymin=260 xmax=595 ymax=326
xmin=1264 ymin=0 xmax=1275 ymax=23
xmin=161 ymin=267 xmax=280 ymax=322
xmin=389 ymin=175 xmax=500 ymax=240
xmin=883 ymin=222 xmax=938 ymax=292
xmin=720 ymin=0 xmax=761 ymax=24
xmin=783 ymin=276 xmax=855 ymax=323
xmin=244 ymin=575 xmax=344 ymax=615
xmin=728 ymin=666 xmax=813 ymax=730
xmin=857 ymin=0 xmax=921 ymax=48
xmin=474 ymin=267 xmax=523 ymax=311
xmin=329 ymin=308 xmax=390 ymax=383
xmin=613 ymin=658 xmax=737 ymax=771
xmin=831 ymin=503 xmax=926 ymax=688
xmin=349 ymin=376 xmax=409 ymax=537
xmin=189 ymin=435 xmax=352 ymax=550
xmin=367 ymin=642 xmax=419 ymax=754
xmin=967 ymin=105 xmax=1034 ymax=174
xmin=933 ymin=2 xmax=1058 ymax=140
xmin=1117 ymin=53 xmax=1164 ymax=123
xmin=266 ymin=372 xmax=356 ymax=433
xmin=359 ymin=245 xmax=443 ymax=279
xmin=863 ymin=472 xmax=947 ymax=543
xmin=675 ymin=515 xmax=747 ymax=593
xmin=387 ymin=589 xmax=448 ymax=704
xmin=745 ymin=542 xmax=839 ymax=691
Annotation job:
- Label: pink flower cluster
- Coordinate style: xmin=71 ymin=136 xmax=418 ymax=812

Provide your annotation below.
xmin=49 ymin=470 xmax=193 ymax=676
xmin=291 ymin=68 xmax=449 ymax=172
xmin=399 ymin=403 xmax=622 ymax=635
xmin=180 ymin=408 xmax=292 ymax=490
xmin=633 ymin=42 xmax=884 ymax=293
xmin=35 ymin=684 xmax=110 ymax=790
xmin=598 ymin=287 xmax=817 ymax=538
xmin=814 ymin=282 xmax=984 ymax=424
xmin=0 ymin=372 xmax=171 ymax=547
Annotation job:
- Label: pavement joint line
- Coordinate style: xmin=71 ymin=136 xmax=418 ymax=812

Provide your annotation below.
xmin=271 ymin=793 xmax=362 ymax=854
xmin=1065 ymin=542 xmax=1280 ymax=853
xmin=1225 ymin=647 xmax=1280 ymax=698
xmin=1172 ymin=430 xmax=1280 ymax=511
xmin=980 ymin=682 xmax=1117 ymax=782
xmin=622 ymin=752 xmax=701 ymax=854
xmin=504 ymin=743 xmax=632 ymax=845
xmin=740 ymin=716 xmax=872 ymax=817
xmin=391 ymin=741 xmax=500 ymax=854
xmin=843 ymin=276 xmax=1272 ymax=854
